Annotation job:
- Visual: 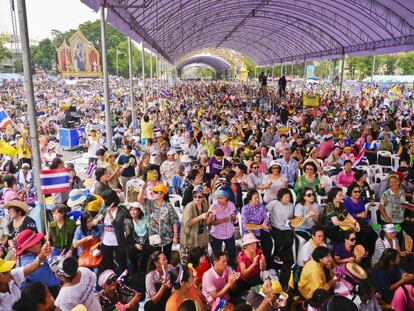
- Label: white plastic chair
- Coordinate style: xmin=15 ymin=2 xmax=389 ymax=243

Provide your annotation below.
xmin=330 ymin=175 xmax=338 ymax=187
xmin=368 ymin=165 xmax=383 ymax=184
xmin=374 ymin=172 xmax=388 ymax=184
xmin=377 ymin=150 xmax=392 ymax=171
xmin=391 ymin=154 xmax=400 ymax=171
xmin=289 ymin=188 xmax=297 ymax=204
xmin=323 ymin=166 xmax=337 ymax=173
xmin=268 ymin=146 xmax=277 ymax=159
xmin=365 ymin=202 xmax=380 ymax=226
xmin=169 ymin=194 xmax=183 ymax=212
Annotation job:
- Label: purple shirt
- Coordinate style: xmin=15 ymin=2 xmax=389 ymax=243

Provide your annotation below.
xmin=343 ymin=197 xmax=370 ymax=223
xmin=241 ymin=203 xmax=270 ymax=236
xmin=208 ymin=157 xmax=230 ymax=176
xmin=209 ymin=201 xmax=236 ymax=240
xmin=334 ymin=242 xmax=353 ymax=260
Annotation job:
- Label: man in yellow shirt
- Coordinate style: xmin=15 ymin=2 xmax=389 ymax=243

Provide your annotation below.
xmin=17 ymin=130 xmax=31 ymax=168
xmin=140 ymin=114 xmax=154 ymax=146
xmin=298 ymin=246 xmax=335 ymax=300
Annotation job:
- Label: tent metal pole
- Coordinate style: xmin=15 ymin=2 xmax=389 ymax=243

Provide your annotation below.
xmin=302 ymin=59 xmax=306 ymax=93
xmin=155 ymin=52 xmax=159 ymax=98
xmin=150 ymin=51 xmax=153 ymax=96
xmin=128 ymin=37 xmax=136 ymax=129
xmin=16 ymin=0 xmax=44 ymax=231
xmin=339 ymin=51 xmax=345 ymax=97
xmin=369 ymin=54 xmax=376 ymax=99
xmin=100 ymin=6 xmax=113 ymax=151
xmin=141 ymin=40 xmax=146 ymax=111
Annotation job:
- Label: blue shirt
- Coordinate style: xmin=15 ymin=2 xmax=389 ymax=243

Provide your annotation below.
xmin=17 ymin=253 xmax=60 ymax=288
xmin=279 ymin=157 xmax=298 ymax=186
xmin=73 ymin=224 xmax=104 ymax=255
xmin=118 ymin=154 xmax=137 ymax=177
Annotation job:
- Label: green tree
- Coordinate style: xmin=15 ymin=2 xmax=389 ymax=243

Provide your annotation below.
xmin=31 ymin=38 xmax=55 ymax=70
xmin=0 ymin=33 xmax=12 ymax=63
xmin=398 ymin=51 xmax=414 ymax=75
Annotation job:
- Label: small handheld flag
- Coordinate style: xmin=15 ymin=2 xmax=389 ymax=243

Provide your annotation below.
xmin=160 ymin=87 xmax=171 ymax=97
xmin=0 ymin=108 xmax=13 ymax=129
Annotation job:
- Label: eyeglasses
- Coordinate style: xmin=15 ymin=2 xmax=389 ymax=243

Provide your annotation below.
xmin=305 ymin=193 xmax=314 ymax=197
xmin=194 ymin=195 xmax=203 ymax=199
xmin=353 ymin=190 xmax=361 ymax=194
xmin=348 ymin=238 xmax=356 ymax=242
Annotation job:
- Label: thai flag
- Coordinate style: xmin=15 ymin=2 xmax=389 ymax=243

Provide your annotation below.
xmin=353 ymin=147 xmax=367 ymax=168
xmin=40 ymin=168 xmax=70 ymax=195
xmin=0 ymin=108 xmax=13 ymax=129
xmin=86 ymin=162 xmax=96 ymax=177
xmin=160 ymin=87 xmax=171 ymax=97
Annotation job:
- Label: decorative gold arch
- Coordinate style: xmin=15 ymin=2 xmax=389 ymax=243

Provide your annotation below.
xmin=57 ymin=29 xmax=101 ymax=78
xmin=175 ymin=48 xmax=248 ymax=80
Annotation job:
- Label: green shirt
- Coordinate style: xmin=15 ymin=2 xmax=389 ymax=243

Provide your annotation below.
xmin=48 ymin=218 xmax=77 ymax=251
xmin=321 ymin=202 xmax=348 ymax=228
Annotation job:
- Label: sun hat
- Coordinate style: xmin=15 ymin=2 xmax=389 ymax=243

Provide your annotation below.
xmin=0 ymin=258 xmax=16 ymax=273
xmin=181 ymin=155 xmax=192 ymax=163
xmin=151 ymin=183 xmax=168 ymax=195
xmin=242 ymin=233 xmax=260 ymax=246
xmin=268 ymin=160 xmax=282 ymax=169
xmin=69 ymin=306 xmax=87 ymax=311
xmin=15 ymin=229 xmax=44 ymax=255
xmin=98 ymin=269 xmax=117 ymax=287
xmin=67 ymin=189 xmax=88 ymax=208
xmin=167 ymin=149 xmax=176 ymax=156
xmin=127 ymin=202 xmax=144 ymax=210
xmin=21 ymin=163 xmax=30 ymax=169
xmin=345 ymin=263 xmax=368 ymax=280
xmin=383 ymin=223 xmax=397 ymax=233
xmin=4 ymin=200 xmax=29 ymax=215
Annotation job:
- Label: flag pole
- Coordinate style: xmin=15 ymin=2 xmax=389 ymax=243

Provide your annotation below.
xmin=16 ymin=0 xmax=45 ymax=232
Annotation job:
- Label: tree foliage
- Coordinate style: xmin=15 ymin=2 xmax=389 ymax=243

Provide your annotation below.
xmin=0 ymin=33 xmax=12 ymax=63
xmin=31 ymin=38 xmax=55 ymax=70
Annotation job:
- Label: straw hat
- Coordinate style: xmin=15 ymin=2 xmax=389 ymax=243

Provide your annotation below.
xmin=345 ymin=263 xmax=368 ymax=280
xmin=4 ymin=200 xmax=29 ymax=215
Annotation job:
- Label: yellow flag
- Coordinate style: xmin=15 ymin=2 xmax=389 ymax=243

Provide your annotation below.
xmin=0 ymin=140 xmax=18 ymax=156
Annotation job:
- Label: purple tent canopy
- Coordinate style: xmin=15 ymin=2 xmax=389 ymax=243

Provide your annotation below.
xmin=177 ymin=55 xmax=231 ymax=71
xmin=82 ymin=0 xmax=414 ymax=65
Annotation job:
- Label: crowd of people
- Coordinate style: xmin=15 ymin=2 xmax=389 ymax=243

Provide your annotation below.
xmin=0 ymin=74 xmax=413 ymax=311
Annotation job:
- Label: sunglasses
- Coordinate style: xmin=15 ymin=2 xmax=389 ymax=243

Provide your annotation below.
xmin=194 ymin=195 xmax=203 ymax=199
xmin=348 ymin=238 xmax=356 ymax=242
xmin=305 ymin=193 xmax=314 ymax=197
xmin=252 ymin=166 xmax=259 ymax=169
xmin=106 ymin=276 xmax=117 ymax=285
xmin=153 ymin=191 xmax=164 ymax=195
xmin=353 ymin=190 xmax=361 ymax=194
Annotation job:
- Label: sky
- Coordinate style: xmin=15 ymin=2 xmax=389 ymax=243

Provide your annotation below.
xmin=0 ymin=0 xmax=99 ymax=41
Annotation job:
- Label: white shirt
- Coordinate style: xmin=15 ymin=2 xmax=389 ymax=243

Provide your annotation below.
xmin=0 ymin=267 xmax=25 ymax=311
xmin=55 ymin=267 xmax=102 ymax=311
xmin=102 ymin=209 xmax=118 ymax=246
xmin=87 ymin=137 xmax=101 ymax=158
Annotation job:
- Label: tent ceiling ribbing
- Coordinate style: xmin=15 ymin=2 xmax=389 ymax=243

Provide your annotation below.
xmin=81 ymin=0 xmax=414 ymax=65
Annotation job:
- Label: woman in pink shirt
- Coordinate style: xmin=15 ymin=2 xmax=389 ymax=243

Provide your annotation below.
xmin=3 ymin=174 xmax=22 ymax=204
xmin=336 ymin=160 xmax=356 ymax=188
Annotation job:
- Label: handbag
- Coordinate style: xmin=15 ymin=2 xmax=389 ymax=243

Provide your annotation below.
xmin=78 ymin=237 xmax=103 ymax=268
xmin=149 ymin=207 xmax=162 ymax=246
